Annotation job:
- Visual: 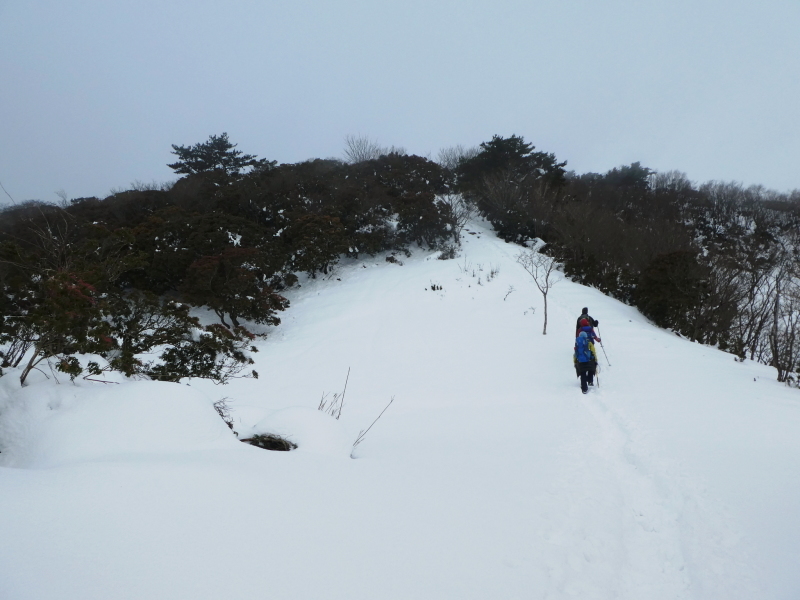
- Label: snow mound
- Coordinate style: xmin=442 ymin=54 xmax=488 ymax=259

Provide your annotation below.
xmin=0 ymin=380 xmax=239 ymax=468
xmin=248 ymin=406 xmax=352 ymax=457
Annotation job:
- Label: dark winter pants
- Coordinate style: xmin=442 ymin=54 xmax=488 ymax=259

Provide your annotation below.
xmin=577 ymin=361 xmax=596 ymax=393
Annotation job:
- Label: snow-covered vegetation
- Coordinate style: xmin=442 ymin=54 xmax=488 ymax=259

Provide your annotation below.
xmin=2 ymin=133 xmax=797 ymax=388
xmin=1 ymin=221 xmax=799 ymax=599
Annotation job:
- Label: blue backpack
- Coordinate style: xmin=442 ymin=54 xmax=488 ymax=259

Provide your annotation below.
xmin=575 ymin=334 xmax=593 ymax=363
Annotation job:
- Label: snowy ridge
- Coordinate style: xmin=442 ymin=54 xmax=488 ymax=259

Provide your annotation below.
xmin=0 ymin=222 xmax=797 ymax=599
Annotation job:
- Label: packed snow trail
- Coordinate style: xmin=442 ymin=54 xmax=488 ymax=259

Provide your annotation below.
xmin=1 ymin=222 xmax=797 ymax=599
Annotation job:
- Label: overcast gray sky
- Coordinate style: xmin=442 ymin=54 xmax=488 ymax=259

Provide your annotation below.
xmin=1 ymin=0 xmax=798 ymax=204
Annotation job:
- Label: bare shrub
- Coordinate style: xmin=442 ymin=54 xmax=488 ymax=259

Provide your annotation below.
xmin=487 ymin=263 xmax=499 ymax=281
xmin=436 ymin=192 xmax=477 ymax=244
xmin=769 ymin=258 xmax=800 ymax=384
xmin=317 ymin=367 xmax=350 ymax=420
xmin=343 ymin=135 xmax=406 ymax=164
xmin=129 ymin=179 xmax=176 ymax=192
xmin=213 ymin=397 xmax=236 ymax=434
xmin=437 ymin=244 xmax=457 ymax=260
xmin=436 ymin=144 xmax=479 ymax=171
xmin=516 ymin=246 xmax=562 ymax=335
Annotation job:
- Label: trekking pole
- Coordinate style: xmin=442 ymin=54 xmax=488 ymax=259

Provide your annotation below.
xmin=599 ymin=342 xmax=611 ymax=366
xmin=596 ymin=326 xmax=611 ymax=366
xmin=595 ymin=362 xmax=600 ymax=388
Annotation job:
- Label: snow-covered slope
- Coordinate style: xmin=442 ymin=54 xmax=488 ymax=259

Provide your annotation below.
xmin=1 ymin=223 xmax=798 ymax=600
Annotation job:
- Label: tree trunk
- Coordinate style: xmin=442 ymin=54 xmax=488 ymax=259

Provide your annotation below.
xmin=542 ymin=293 xmax=548 ymax=335
xmin=19 ymin=348 xmax=44 ymax=386
xmin=770 ymin=275 xmax=784 ymax=381
xmin=214 ymin=308 xmax=230 ymax=329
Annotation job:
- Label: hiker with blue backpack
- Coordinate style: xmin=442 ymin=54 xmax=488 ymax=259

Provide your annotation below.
xmin=574 ymin=330 xmax=598 ymax=394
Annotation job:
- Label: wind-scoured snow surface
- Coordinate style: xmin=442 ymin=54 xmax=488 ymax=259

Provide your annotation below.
xmin=1 ymin=224 xmax=798 ymax=599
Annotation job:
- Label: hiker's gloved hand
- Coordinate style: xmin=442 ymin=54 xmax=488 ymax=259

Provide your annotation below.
xmin=594 ymin=319 xmax=599 ymax=327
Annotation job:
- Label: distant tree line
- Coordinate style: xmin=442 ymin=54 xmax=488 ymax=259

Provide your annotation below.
xmin=1 ymin=132 xmax=798 ymax=386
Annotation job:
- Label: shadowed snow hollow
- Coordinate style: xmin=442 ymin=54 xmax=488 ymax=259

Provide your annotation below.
xmin=246 ymin=406 xmax=352 ymax=457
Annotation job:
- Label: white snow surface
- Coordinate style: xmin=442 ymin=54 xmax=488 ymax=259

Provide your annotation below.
xmin=1 ymin=222 xmax=799 ymax=599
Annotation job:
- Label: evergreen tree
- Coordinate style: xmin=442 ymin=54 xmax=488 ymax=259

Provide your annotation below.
xmin=604 ymin=162 xmax=653 ymax=189
xmin=457 ymin=135 xmax=566 ymax=189
xmin=456 ymin=135 xmax=567 ymax=242
xmin=168 ymin=133 xmax=274 ymax=177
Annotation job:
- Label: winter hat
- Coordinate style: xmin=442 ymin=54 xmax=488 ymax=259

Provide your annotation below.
xmin=580 ymin=318 xmax=590 ymax=327
xmin=582 ymin=307 xmax=588 ymax=314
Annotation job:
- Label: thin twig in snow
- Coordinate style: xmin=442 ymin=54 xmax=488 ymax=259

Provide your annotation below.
xmin=352 ymin=396 xmax=395 ymax=450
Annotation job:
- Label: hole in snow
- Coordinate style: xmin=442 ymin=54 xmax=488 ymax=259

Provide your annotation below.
xmin=241 ymin=434 xmax=297 ymax=451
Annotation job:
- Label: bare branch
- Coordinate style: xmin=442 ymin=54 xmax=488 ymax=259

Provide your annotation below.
xmin=352 ymin=396 xmax=395 ymax=452
xmin=0 ymin=180 xmax=16 ymax=204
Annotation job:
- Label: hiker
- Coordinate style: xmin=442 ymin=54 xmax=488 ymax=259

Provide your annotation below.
xmin=577 ymin=318 xmax=601 ymax=343
xmin=574 ymin=331 xmax=598 ymax=394
xmin=575 ymin=307 xmax=598 ymax=334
